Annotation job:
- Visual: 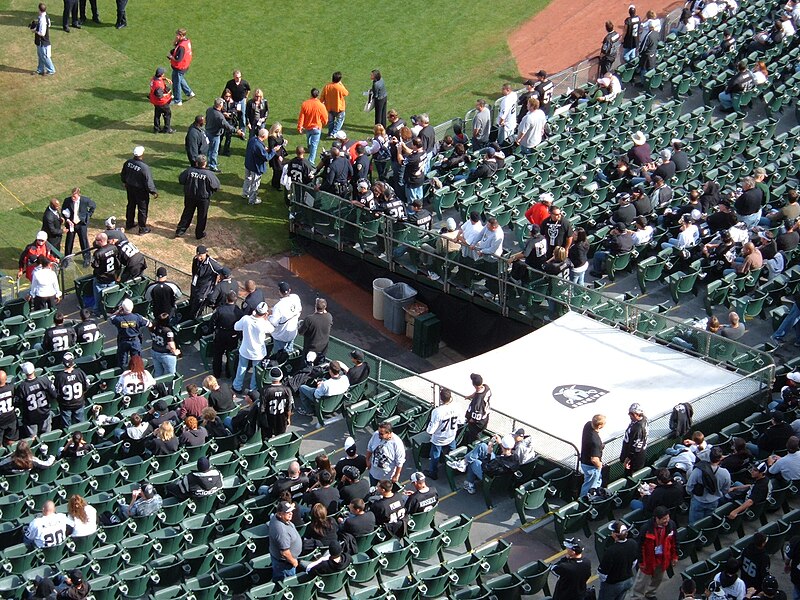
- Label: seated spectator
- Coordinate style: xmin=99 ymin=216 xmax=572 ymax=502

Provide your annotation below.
xmin=457 ymin=434 xmax=520 ymax=495
xmin=145 ymin=399 xmax=179 ymax=428
xmin=338 ymin=465 xmax=370 ymax=505
xmin=305 ymin=540 xmax=351 ymax=576
xmin=719 ymin=61 xmax=756 ymax=112
xmin=115 ymin=355 xmax=155 ymax=396
xmin=179 ymin=416 xmax=208 ymax=447
xmin=766 ymin=436 xmax=800 ymax=482
xmin=25 ymin=500 xmax=68 ymax=549
xmin=643 ymin=149 xmax=677 ymax=183
xmin=719 ymin=311 xmax=746 ymax=340
xmin=726 ymin=462 xmax=769 ymax=519
xmin=338 ymin=498 xmax=376 ymax=537
xmin=747 ymin=20 xmax=786 ymax=53
xmin=147 ymin=421 xmax=179 ymax=456
xmin=118 ymin=482 xmax=163 ymax=518
xmin=770 ymin=372 xmax=800 ymax=412
xmin=592 ymin=223 xmax=634 ymax=276
xmin=630 ymin=468 xmax=685 ymax=514
xmin=67 ymin=494 xmax=97 ymax=538
xmin=630 ymin=216 xmax=654 ymax=246
xmin=60 ymin=431 xmax=94 ymax=459
xmin=308 ymin=454 xmax=335 ymax=487
xmin=404 ymin=471 xmax=439 ymax=515
xmin=229 ymin=389 xmax=259 ymax=437
xmin=661 ymin=214 xmax=699 ymax=251
xmin=265 ymin=460 xmax=310 ymax=501
xmin=684 ymin=431 xmax=712 ymax=460
xmin=296 ymin=361 xmax=350 ymax=418
xmin=709 ymin=559 xmax=747 ymax=600
xmin=724 ymin=242 xmax=763 ymax=277
xmin=340 ymin=350 xmax=370 ymax=387
xmin=335 ymin=436 xmax=368 ymax=481
xmin=701 ymin=230 xmax=735 ymax=276
xmin=752 ymin=61 xmax=770 ymax=86
xmin=610 ymin=193 xmax=637 ymax=226
xmin=302 ymin=503 xmax=339 ymax=552
xmin=303 ymin=469 xmax=341 ymax=514
xmin=512 ymin=428 xmax=537 ymax=465
xmin=165 ymin=457 xmax=223 ymax=500
xmin=720 ymin=437 xmax=754 ymax=473
xmin=371 ymin=479 xmax=407 ymax=536
xmin=179 ymin=384 xmax=209 ymax=420
xmin=748 ymin=411 xmax=793 ymax=458
xmin=627 ymin=131 xmax=652 ymax=167
xmin=201 ymin=407 xmax=231 ymax=438
xmin=203 ymin=376 xmax=236 ymax=413
xmin=119 ymin=414 xmax=153 ymax=455
xmin=706 ymin=201 xmax=737 ymax=234
xmin=596 ymin=73 xmax=622 ymax=103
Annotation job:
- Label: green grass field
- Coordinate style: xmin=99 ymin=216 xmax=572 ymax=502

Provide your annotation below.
xmin=0 ymin=0 xmax=546 ymax=274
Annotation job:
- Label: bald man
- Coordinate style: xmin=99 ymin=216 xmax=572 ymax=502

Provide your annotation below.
xmin=25 ymin=501 xmax=68 ymax=548
xmin=0 ymin=371 xmax=16 ymax=446
xmin=91 ymin=232 xmax=120 ymax=313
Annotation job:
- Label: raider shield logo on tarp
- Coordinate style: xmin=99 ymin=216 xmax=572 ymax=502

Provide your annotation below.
xmin=552 ymin=385 xmax=609 ymax=408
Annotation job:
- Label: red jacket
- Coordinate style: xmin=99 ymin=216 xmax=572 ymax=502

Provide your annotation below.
xmin=637 ymin=519 xmax=678 ymax=574
xmin=170 ymin=38 xmax=192 ymax=71
xmin=525 ymin=202 xmax=550 ymax=226
xmin=18 ymin=242 xmax=59 ymax=281
xmin=149 ymin=76 xmax=173 ymax=107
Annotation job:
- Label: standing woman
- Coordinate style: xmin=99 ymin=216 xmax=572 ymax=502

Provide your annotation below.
xmin=371 ymin=70 xmax=388 ymax=127
xmin=365 ymin=124 xmax=391 ymax=181
xmin=246 ymin=89 xmax=269 ymax=139
xmin=568 ymin=228 xmax=590 ymax=286
xmin=267 ymin=122 xmax=287 ymax=191
xmin=150 ymin=313 xmax=181 ymax=378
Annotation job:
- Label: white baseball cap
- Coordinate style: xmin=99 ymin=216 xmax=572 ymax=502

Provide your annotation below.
xmin=21 ymin=362 xmax=36 ymax=376
xmin=255 ymin=302 xmax=269 ymax=315
xmin=500 ymin=434 xmax=516 ymax=450
xmin=36 ymin=231 xmax=48 ymax=241
xmin=133 ymin=146 xmax=145 ymax=156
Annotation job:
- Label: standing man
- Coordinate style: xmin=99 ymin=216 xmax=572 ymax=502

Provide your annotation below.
xmin=31 ymin=3 xmax=55 ymax=76
xmin=687 ymin=447 xmax=731 ymax=525
xmin=41 ymin=198 xmax=64 ymax=253
xmin=176 ymin=155 xmax=220 ymax=240
xmin=121 ymin=146 xmax=158 ymax=235
xmin=90 ymin=232 xmax=119 ymax=312
xmin=168 ymin=28 xmax=194 ymax=105
xmin=496 ymin=84 xmax=518 ymax=148
xmin=298 ymin=298 xmax=333 ymax=362
xmin=185 ymin=115 xmax=209 ymax=166
xmin=471 ymin=99 xmax=491 ymax=150
xmin=144 ymin=267 xmax=181 ymax=322
xmin=540 ymin=204 xmax=574 ymax=258
xmin=15 ymin=362 xmax=56 ymax=436
xmin=232 ymin=302 xmax=274 ymax=394
xmin=620 ymin=403 xmax=648 ymax=477
xmin=597 ymin=521 xmax=639 ymax=600
xmin=551 ymin=539 xmax=592 ymax=600
xmin=631 ymin=506 xmax=678 ymax=600
xmin=205 ymin=98 xmax=244 ymax=173
xmin=269 ymin=501 xmax=302 ymax=583
xmin=259 ymin=367 xmax=293 ymax=440
xmin=211 ymin=291 xmax=242 ymax=380
xmin=18 ymin=231 xmax=59 ymax=282
xmin=242 ymin=280 xmax=264 ymax=315
xmin=426 ymin=388 xmax=460 ymax=480
xmin=517 ymin=80 xmax=535 ymax=122
xmin=533 ymin=70 xmax=554 ymax=115
xmin=149 ymin=67 xmax=174 ymax=134
xmin=464 ymin=373 xmax=491 ymax=444
xmin=622 ymin=5 xmax=641 ymax=63
xmin=114 ymin=0 xmax=127 ymax=28
xmin=54 ymin=353 xmax=88 ymax=427
xmin=322 ymin=71 xmax=349 ymax=138
xmin=297 ymin=88 xmax=328 ymax=164
xmin=189 ymin=245 xmax=222 ymax=318
xmin=0 ymin=371 xmax=17 ymax=447
xmin=78 ymin=0 xmax=98 ymax=24
xmin=109 ymin=298 xmax=151 ymax=369
xmin=366 ymin=421 xmax=406 ymax=485
xmin=27 ymin=257 xmax=61 ymax=310
xmin=515 ymin=98 xmax=547 ymax=155
xmin=600 ymin=21 xmax=621 ymax=75
xmin=243 ymin=128 xmax=280 ymax=206
xmin=580 ymin=414 xmax=606 ymax=498
xmin=62 ymin=187 xmax=95 ymax=267
xmin=62 ymin=0 xmax=79 ymax=31
xmin=116 ymin=236 xmax=147 ymax=282
xmin=223 ymin=70 xmax=251 ymax=129
xmin=269 ymin=281 xmax=302 ymax=354
xmin=370 ymin=70 xmax=388 ymax=127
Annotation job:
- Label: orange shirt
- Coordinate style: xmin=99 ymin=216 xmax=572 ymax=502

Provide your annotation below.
xmin=526 ymin=202 xmax=550 ymax=226
xmin=321 ymin=81 xmax=349 ymax=112
xmin=297 ymin=98 xmax=329 ymax=131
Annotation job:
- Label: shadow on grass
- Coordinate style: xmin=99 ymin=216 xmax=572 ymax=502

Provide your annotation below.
xmin=71 ymin=114 xmax=144 ymax=131
xmin=76 ymin=87 xmax=147 ymax=103
xmin=0 ymin=246 xmax=23 ymax=273
xmin=0 ymin=64 xmax=35 ymax=74
xmin=86 ymin=173 xmax=124 ymax=191
xmin=0 ymin=11 xmax=33 ymax=26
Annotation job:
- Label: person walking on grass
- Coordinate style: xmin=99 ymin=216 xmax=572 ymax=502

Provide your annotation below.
xmin=30 ymin=3 xmax=55 ymax=76
xmin=168 ymin=28 xmax=195 ymax=105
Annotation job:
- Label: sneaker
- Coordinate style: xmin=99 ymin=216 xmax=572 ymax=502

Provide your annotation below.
xmin=428 ymin=271 xmax=441 ymax=281
xmin=451 ymin=459 xmax=467 ymax=473
xmin=172 ymin=100 xmax=182 ymax=106
xmin=770 ymin=335 xmax=785 ymax=344
xmin=163 ymin=128 xmax=175 ymax=134
xmin=153 ymin=127 xmax=160 ymax=134
xmin=462 ymin=481 xmax=476 ymax=494
xmin=196 ymin=233 xmax=206 ymax=240
xmin=175 ymin=231 xmax=185 ymax=238
xmin=249 ymin=198 xmax=262 ymax=205
xmin=188 ymin=92 xmax=196 ymax=99
xmin=138 ymin=227 xmax=151 ymax=235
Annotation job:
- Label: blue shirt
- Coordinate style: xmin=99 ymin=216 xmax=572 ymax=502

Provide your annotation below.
xmin=244 ymin=136 xmax=276 ymax=174
xmin=111 ymin=313 xmax=150 ymax=347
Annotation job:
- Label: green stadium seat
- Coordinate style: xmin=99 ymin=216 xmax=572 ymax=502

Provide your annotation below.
xmin=553 ymin=501 xmax=593 ymax=542
xmin=408 ymin=527 xmax=445 ymax=562
xmin=373 ymin=539 xmax=416 ymax=573
xmin=280 ymin=573 xmax=324 ymax=600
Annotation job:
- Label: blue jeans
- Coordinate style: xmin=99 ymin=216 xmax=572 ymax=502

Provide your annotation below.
xmin=93 ymin=280 xmax=114 ymax=312
xmin=172 ymin=68 xmax=193 ymax=103
xmin=232 ymin=356 xmax=259 ymax=392
xmin=36 ymin=44 xmax=55 ymax=74
xmin=272 ymin=339 xmax=294 ymax=353
xmin=465 ymin=442 xmax=490 ymax=483
xmin=580 ymin=463 xmax=602 ymax=498
xmin=272 ymin=561 xmax=295 ymax=583
xmin=406 ymin=185 xmax=423 ymax=203
xmin=738 ymin=211 xmax=761 ymax=230
xmin=306 ymin=128 xmax=321 ymax=164
xmin=718 ymin=91 xmax=733 ymax=110
xmin=593 ymin=251 xmax=609 ymax=274
xmin=623 ymin=47 xmax=637 ymax=62
xmin=151 ymin=351 xmax=176 ymax=377
xmin=689 ymin=497 xmax=718 ymax=525
xmin=570 ymin=268 xmax=587 ymax=286
xmin=60 ymin=407 xmax=85 ymax=427
xmin=236 ymin=99 xmax=246 ymax=127
xmin=328 ymin=111 xmax=344 ymax=136
xmin=298 ymin=385 xmax=317 ymax=414
xmin=773 ymin=303 xmax=800 ymax=340
xmin=429 ymin=439 xmax=456 ymax=474
xmin=599 ymin=577 xmax=634 ymax=600
xmin=207 ymin=134 xmax=222 ymax=170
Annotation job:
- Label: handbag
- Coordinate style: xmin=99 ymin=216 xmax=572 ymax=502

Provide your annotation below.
xmin=363 ymin=90 xmax=374 ymax=112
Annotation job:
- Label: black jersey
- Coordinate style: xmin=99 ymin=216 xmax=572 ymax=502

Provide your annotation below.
xmin=14 ymin=376 xmax=56 ymax=424
xmin=0 ymin=383 xmax=15 ymax=424
xmin=371 ymin=493 xmax=407 ymax=526
xmin=54 ymin=369 xmax=88 ymax=410
xmin=42 ymin=325 xmax=76 ymax=354
xmin=75 ymin=319 xmax=101 ymax=344
xmin=92 ymin=244 xmax=120 ymax=283
xmin=406 ymin=488 xmax=439 ymax=514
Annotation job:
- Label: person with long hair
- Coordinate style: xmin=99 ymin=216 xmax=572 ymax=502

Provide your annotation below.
xmin=115 ymin=355 xmax=155 ymax=396
xmin=302 ymin=502 xmax=338 ymax=552
xmin=246 ymin=89 xmax=268 ymax=138
xmin=365 ymin=123 xmax=391 ymax=180
xmin=150 ymin=312 xmax=180 ymax=378
xmin=0 ymin=440 xmax=55 ymax=473
xmin=267 ymin=122 xmax=287 ymax=190
xmin=147 ymin=421 xmax=179 ymax=456
xmin=179 ymin=416 xmax=208 ymax=447
xmin=568 ymin=228 xmax=590 ymax=285
xmin=67 ymin=494 xmax=97 ymax=537
xmin=201 ymin=407 xmax=230 ymax=438
xmin=202 ymin=375 xmax=235 ymax=413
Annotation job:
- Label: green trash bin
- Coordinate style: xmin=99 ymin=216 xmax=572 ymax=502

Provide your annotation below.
xmin=413 ymin=313 xmax=441 ymax=358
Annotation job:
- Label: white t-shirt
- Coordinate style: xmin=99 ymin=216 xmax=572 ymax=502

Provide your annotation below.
xmin=517 ymin=109 xmax=547 ymax=149
xmin=632 ymin=226 xmax=654 ymax=245
xmin=269 ymin=294 xmax=302 ymax=343
xmin=712 ymin=573 xmax=746 ymax=600
xmin=234 ymin=314 xmax=275 ymax=360
xmin=460 ymin=220 xmax=485 ymax=259
xmin=497 ymin=92 xmax=518 ymax=134
xmin=677 ymin=225 xmax=699 ymax=248
xmin=67 ymin=505 xmax=98 ymax=537
xmin=30 ymin=267 xmax=62 ymax=299
xmin=26 ymin=513 xmax=69 ymax=548
xmin=315 ymin=374 xmax=350 ymax=399
xmin=115 ymin=371 xmax=156 ymax=395
xmin=427 ymin=403 xmax=460 ymax=446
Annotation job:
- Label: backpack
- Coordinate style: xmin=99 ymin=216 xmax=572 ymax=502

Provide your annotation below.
xmin=375 ymin=137 xmax=391 ymax=162
xmin=691 ymin=461 xmax=718 ymax=496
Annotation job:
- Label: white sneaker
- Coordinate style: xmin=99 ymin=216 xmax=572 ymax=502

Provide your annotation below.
xmin=172 ymin=101 xmax=183 ymax=106
xmin=249 ymin=198 xmax=262 ymax=205
xmin=188 ymin=92 xmax=196 ymax=99
xmin=451 ymin=459 xmax=467 ymax=473
xmin=428 ymin=271 xmax=441 ymax=281
xmin=463 ymin=481 xmax=476 ymax=494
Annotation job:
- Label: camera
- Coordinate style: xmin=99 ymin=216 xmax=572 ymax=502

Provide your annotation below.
xmin=29 ymin=20 xmax=38 ymax=30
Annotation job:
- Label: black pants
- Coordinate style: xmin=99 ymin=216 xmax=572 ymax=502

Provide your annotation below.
xmin=270 ymin=156 xmax=283 ymax=190
xmin=599 ymin=56 xmax=616 ymax=77
xmin=374 ymin=97 xmax=387 ymax=128
xmin=63 ymin=0 xmax=78 ymax=28
xmin=115 ymin=0 xmax=127 ymax=26
xmin=125 ymin=188 xmax=149 ymax=230
xmin=33 ymin=296 xmax=56 ymax=311
xmin=64 ymin=224 xmax=90 ymax=263
xmin=49 ymin=235 xmax=63 ymax=254
xmin=121 ymin=259 xmax=147 ymax=282
xmin=79 ymin=0 xmax=98 ymax=20
xmin=213 ymin=332 xmax=239 ymax=378
xmin=154 ymin=105 xmax=171 ymax=131
xmin=176 ymin=197 xmax=209 ymax=238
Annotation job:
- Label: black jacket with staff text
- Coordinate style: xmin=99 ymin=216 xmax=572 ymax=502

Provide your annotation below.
xmin=121 ymin=158 xmax=157 ymax=194
xmin=179 ymin=167 xmax=220 ymax=201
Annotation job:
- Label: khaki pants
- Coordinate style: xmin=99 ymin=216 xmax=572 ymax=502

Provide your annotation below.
xmin=630 ymin=567 xmax=666 ymax=599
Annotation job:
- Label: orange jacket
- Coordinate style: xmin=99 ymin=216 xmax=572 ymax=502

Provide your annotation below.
xmin=321 ymin=81 xmax=348 ymax=112
xmin=297 ymin=98 xmax=329 ymax=131
xmin=149 ymin=76 xmax=173 ymax=106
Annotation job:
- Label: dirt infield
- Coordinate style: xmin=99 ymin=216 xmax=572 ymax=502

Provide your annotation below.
xmin=508 ymin=0 xmax=684 ymax=76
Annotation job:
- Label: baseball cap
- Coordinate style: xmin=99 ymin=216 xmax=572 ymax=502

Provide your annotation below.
xmin=788 ymin=372 xmax=800 ymax=383
xmin=535 ymin=69 xmax=547 ymax=78
xmin=221 ymin=267 xmax=231 ymax=277
xmin=539 ymin=192 xmax=554 ymax=204
xmin=195 ymin=245 xmax=208 ymax=255
xmin=141 ymin=483 xmax=156 ymax=499
xmin=629 ymin=403 xmax=644 ymax=415
xmin=751 ymin=461 xmax=768 ymax=474
xmin=762 ymin=574 xmax=779 ymax=593
xmin=500 ymin=434 xmax=516 ymax=450
xmin=133 ymin=146 xmax=145 ymax=157
xmin=306 ymin=352 xmax=317 ymax=364
xmin=344 ymin=436 xmax=356 ymax=451
xmin=335 ymin=130 xmax=347 ymax=140
xmin=62 ymin=352 xmax=75 ymax=367
xmin=350 ymin=349 xmax=364 ymax=361
xmin=69 ymin=570 xmax=84 ymax=585
xmin=445 ymin=217 xmax=457 ymax=231
xmin=197 ymin=457 xmax=210 ymax=472
xmin=155 ymin=67 xmax=166 ymax=77
xmin=277 ymin=500 xmax=295 ymax=513
xmin=410 ymin=471 xmax=426 ymax=483
xmin=770 ymin=410 xmax=785 ymax=421
xmin=328 ymin=540 xmax=343 ymax=558
xmin=36 ymin=231 xmax=48 ymax=241
xmin=486 ymin=147 xmax=496 ymax=157
xmin=524 ymin=79 xmax=534 ymax=86
xmin=562 ymin=537 xmax=583 ymax=553
xmin=120 ymin=298 xmax=134 ymax=313
xmin=597 ymin=77 xmax=612 ymax=87
xmin=513 ymin=428 xmax=528 ymax=438
xmin=156 ymin=266 xmax=167 ymax=277
xmin=608 ymin=521 xmax=629 ymax=535
xmin=278 ymin=281 xmax=291 ymax=294
xmin=270 ymin=367 xmax=283 ymax=381
xmin=245 ymin=389 xmax=260 ymax=402
xmin=255 ymin=302 xmax=269 ymax=315
xmin=154 ymin=399 xmax=168 ymax=412
xmin=21 ymin=362 xmax=35 ymax=376
xmin=342 ymin=465 xmax=361 ymax=480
